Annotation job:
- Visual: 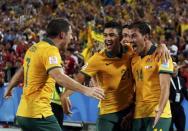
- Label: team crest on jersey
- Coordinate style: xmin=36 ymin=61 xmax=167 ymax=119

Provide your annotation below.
xmin=49 ymin=56 xmax=58 ymax=64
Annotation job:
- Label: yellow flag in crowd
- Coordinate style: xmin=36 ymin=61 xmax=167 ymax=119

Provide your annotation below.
xmin=81 ymin=23 xmax=104 ymax=63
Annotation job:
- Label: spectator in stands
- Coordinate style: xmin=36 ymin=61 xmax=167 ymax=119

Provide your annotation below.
xmin=180 ymin=51 xmax=188 ymax=89
xmin=0 ymin=70 xmax=5 ymax=87
xmin=64 ymin=48 xmax=77 ymax=77
xmin=169 ymin=62 xmax=188 ymax=131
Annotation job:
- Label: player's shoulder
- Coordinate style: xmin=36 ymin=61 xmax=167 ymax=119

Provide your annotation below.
xmin=91 ymin=49 xmax=105 ymax=58
xmin=37 ymin=40 xmax=58 ymax=51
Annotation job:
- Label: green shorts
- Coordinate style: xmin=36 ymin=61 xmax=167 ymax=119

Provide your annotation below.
xmin=132 ymin=117 xmax=171 ymax=131
xmin=16 ymin=115 xmax=62 ymax=131
xmin=96 ymin=107 xmax=132 ymax=131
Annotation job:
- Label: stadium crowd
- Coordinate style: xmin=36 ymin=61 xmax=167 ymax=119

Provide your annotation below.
xmin=0 ymin=0 xmax=187 ymax=84
xmin=0 ymin=0 xmax=188 ymax=130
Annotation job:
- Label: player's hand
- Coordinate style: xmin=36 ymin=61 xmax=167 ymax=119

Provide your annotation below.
xmin=121 ymin=110 xmax=134 ymax=130
xmin=4 ymin=88 xmax=12 ymax=99
xmin=60 ymin=96 xmax=72 ymax=115
xmin=84 ymin=87 xmax=105 ymax=100
xmin=153 ymin=108 xmax=163 ymax=128
xmin=153 ymin=43 xmax=170 ymax=63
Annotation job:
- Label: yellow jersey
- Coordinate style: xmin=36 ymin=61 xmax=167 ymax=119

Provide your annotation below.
xmin=131 ymin=45 xmax=173 ymax=118
xmin=17 ymin=38 xmax=62 ymax=118
xmin=81 ymin=47 xmax=134 ymax=115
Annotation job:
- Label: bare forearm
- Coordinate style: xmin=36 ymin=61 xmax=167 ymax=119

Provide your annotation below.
xmin=49 ymin=68 xmax=88 ymax=94
xmin=158 ymin=85 xmax=170 ymax=111
xmin=57 ymin=74 xmax=87 ymax=93
xmin=158 ymin=74 xmax=171 ymax=111
xmin=7 ymin=67 xmax=24 ymax=91
xmin=49 ymin=68 xmax=105 ymax=100
xmin=61 ymin=89 xmax=74 ymax=97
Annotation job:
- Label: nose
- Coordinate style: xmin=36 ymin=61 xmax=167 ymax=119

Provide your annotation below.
xmin=105 ymin=35 xmax=112 ymax=41
xmin=70 ymin=34 xmax=73 ymax=40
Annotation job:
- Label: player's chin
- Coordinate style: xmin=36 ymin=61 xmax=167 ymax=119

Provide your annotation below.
xmin=105 ymin=47 xmax=112 ymax=52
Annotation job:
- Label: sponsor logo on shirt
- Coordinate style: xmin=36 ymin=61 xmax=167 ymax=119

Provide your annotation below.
xmin=144 ymin=65 xmax=152 ymax=69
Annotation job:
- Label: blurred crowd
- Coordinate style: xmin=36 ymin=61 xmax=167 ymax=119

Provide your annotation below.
xmin=0 ymin=0 xmax=188 ymax=88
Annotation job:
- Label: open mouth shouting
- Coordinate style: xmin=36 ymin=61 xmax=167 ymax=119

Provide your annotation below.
xmin=105 ymin=40 xmax=113 ymax=50
xmin=131 ymin=42 xmax=138 ymax=52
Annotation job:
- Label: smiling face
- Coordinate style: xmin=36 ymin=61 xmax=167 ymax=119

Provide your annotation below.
xmin=103 ymin=28 xmax=120 ymax=53
xmin=121 ymin=28 xmax=132 ymax=46
xmin=130 ymin=28 xmax=146 ymax=55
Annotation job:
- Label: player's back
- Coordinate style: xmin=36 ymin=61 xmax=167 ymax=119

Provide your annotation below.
xmin=17 ymin=40 xmax=61 ymax=118
xmin=23 ymin=42 xmax=55 ymax=95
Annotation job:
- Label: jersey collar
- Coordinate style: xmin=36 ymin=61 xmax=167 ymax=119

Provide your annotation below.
xmin=43 ymin=37 xmax=55 ymax=45
xmin=146 ymin=45 xmax=157 ymax=55
xmin=141 ymin=44 xmax=156 ymax=58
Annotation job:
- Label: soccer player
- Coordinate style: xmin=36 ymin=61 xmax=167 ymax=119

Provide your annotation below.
xmin=4 ymin=19 xmax=104 ymax=131
xmin=63 ymin=21 xmax=135 ymax=131
xmin=62 ymin=21 xmax=170 ymax=131
xmin=129 ymin=22 xmax=173 ymax=131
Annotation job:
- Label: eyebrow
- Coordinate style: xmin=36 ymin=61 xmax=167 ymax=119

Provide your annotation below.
xmin=104 ymin=33 xmax=118 ymax=35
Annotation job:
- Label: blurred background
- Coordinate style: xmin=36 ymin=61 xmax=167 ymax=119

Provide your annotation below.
xmin=0 ymin=0 xmax=187 ymax=130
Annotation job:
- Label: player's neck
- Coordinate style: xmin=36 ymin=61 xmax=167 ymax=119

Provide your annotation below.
xmin=52 ymin=38 xmax=65 ymax=50
xmin=106 ymin=44 xmax=122 ymax=58
xmin=141 ymin=41 xmax=153 ymax=57
xmin=112 ymin=45 xmax=121 ymax=56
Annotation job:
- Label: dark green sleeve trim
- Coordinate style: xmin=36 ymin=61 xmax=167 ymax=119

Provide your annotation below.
xmin=80 ymin=71 xmax=91 ymax=82
xmin=47 ymin=66 xmax=62 ymax=74
xmin=159 ymin=70 xmax=173 ymax=74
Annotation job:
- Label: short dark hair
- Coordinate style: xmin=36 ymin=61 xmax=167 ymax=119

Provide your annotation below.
xmin=47 ymin=19 xmax=70 ymax=37
xmin=122 ymin=23 xmax=131 ymax=29
xmin=130 ymin=21 xmax=151 ymax=35
xmin=104 ymin=21 xmax=122 ymax=35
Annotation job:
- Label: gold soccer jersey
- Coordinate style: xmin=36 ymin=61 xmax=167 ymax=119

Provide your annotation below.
xmin=131 ymin=45 xmax=173 ymax=118
xmin=17 ymin=39 xmax=62 ymax=118
xmin=81 ymin=49 xmax=134 ymax=115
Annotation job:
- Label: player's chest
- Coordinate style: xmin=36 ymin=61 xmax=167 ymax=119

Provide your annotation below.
xmin=100 ymin=59 xmax=130 ymax=78
xmin=132 ymin=57 xmax=158 ymax=80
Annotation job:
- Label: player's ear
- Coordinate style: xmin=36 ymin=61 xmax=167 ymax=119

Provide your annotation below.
xmin=59 ymin=32 xmax=65 ymax=39
xmin=144 ymin=34 xmax=149 ymax=41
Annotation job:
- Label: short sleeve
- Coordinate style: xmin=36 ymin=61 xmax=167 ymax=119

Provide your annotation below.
xmin=158 ymin=57 xmax=174 ymax=74
xmin=43 ymin=46 xmax=62 ymax=73
xmin=81 ymin=53 xmax=99 ymax=77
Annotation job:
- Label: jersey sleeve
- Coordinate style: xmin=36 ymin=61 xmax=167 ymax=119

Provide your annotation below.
xmin=158 ymin=57 xmax=174 ymax=74
xmin=43 ymin=46 xmax=62 ymax=73
xmin=81 ymin=53 xmax=99 ymax=77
